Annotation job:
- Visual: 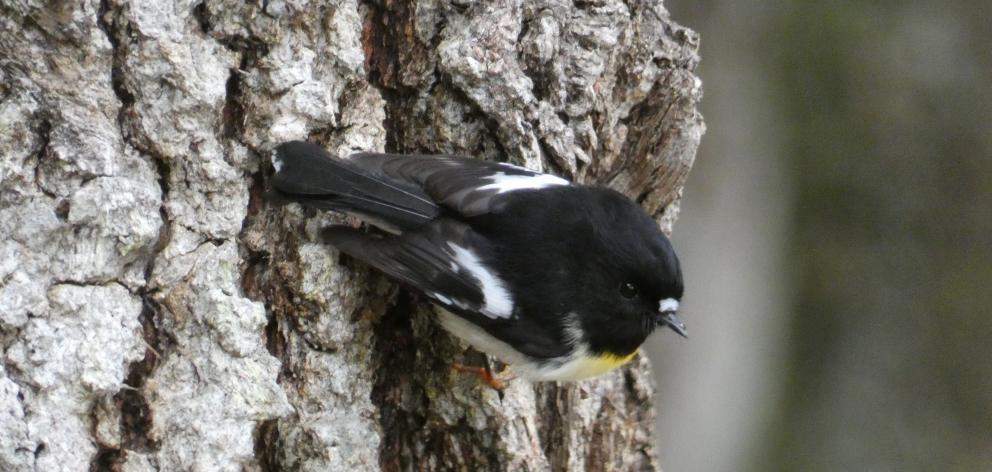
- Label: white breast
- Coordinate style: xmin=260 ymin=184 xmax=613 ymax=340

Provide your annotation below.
xmin=433 ymin=308 xmax=633 ymax=381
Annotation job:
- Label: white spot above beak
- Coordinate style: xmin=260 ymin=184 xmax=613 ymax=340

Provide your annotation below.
xmin=659 ymin=298 xmax=680 ymax=313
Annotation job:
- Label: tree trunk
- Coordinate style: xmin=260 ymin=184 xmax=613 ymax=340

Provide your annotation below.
xmin=0 ymin=1 xmax=702 ymax=470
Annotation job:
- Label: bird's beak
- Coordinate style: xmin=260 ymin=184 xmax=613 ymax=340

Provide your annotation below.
xmin=658 ymin=311 xmax=688 ymax=338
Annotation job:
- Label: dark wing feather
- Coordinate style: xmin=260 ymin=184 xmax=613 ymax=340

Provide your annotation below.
xmin=271 ymin=142 xmax=570 ymax=230
xmin=322 ymin=222 xmax=571 ymax=360
xmin=346 ymin=153 xmax=570 ymax=217
xmin=270 ymin=142 xmax=440 ymax=229
xmin=320 ymin=222 xmax=485 ymax=310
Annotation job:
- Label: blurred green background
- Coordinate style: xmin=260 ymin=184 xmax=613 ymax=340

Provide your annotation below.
xmin=646 ymin=0 xmax=992 ymax=470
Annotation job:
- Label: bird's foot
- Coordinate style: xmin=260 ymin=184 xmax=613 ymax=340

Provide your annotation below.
xmin=451 ymin=362 xmax=517 ymax=390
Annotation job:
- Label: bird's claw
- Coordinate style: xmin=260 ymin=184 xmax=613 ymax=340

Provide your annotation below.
xmin=451 ymin=362 xmax=516 ymax=390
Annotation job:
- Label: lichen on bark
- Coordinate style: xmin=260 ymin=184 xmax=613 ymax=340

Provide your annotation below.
xmin=0 ymin=0 xmax=702 ymax=470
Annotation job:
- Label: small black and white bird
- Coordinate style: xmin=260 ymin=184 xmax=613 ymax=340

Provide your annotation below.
xmin=269 ymin=141 xmax=685 ymax=381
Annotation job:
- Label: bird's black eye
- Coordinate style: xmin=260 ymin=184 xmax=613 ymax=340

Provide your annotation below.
xmin=619 ymin=281 xmax=638 ymax=299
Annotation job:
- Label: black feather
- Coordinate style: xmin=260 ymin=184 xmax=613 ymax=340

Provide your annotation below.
xmin=270 ymin=141 xmax=570 ymax=231
xmin=270 ymin=141 xmax=439 ymax=229
xmin=319 ymin=223 xmax=484 ymax=309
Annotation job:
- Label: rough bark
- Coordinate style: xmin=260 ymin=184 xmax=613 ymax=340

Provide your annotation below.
xmin=0 ymin=1 xmax=701 ymax=470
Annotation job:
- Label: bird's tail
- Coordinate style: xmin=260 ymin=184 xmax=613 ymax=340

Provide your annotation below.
xmin=268 ymin=141 xmax=438 ymax=231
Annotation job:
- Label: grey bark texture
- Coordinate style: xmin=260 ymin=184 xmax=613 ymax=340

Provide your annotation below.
xmin=0 ymin=1 xmax=702 ymax=470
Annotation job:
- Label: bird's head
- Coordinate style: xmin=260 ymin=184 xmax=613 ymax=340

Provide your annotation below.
xmin=576 ymin=188 xmax=685 ymax=358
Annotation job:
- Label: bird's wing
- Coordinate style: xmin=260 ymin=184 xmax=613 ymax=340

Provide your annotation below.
xmin=322 ymin=221 xmax=570 ymax=359
xmin=347 ymin=152 xmax=571 ymax=217
xmin=270 ymin=142 xmax=569 ymax=229
xmin=322 ymin=221 xmax=500 ymax=317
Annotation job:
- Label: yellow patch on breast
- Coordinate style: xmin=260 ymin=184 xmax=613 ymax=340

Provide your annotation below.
xmin=566 ymin=349 xmax=640 ymax=379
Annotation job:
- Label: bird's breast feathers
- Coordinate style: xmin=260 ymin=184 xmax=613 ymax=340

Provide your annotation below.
xmin=435 ymin=307 xmax=638 ymax=381
xmin=537 ymin=348 xmax=640 ymax=381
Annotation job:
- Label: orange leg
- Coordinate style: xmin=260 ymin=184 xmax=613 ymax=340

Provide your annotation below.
xmin=451 ymin=362 xmax=516 ymax=390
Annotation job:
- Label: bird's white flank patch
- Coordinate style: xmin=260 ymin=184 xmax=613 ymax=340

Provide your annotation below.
xmin=659 ymin=298 xmax=680 ymax=313
xmin=477 ymin=172 xmax=569 ymax=194
xmin=272 ymin=153 xmax=284 ymax=172
xmin=447 ymin=243 xmax=514 ymax=318
xmin=436 ymin=309 xmax=634 ymax=381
